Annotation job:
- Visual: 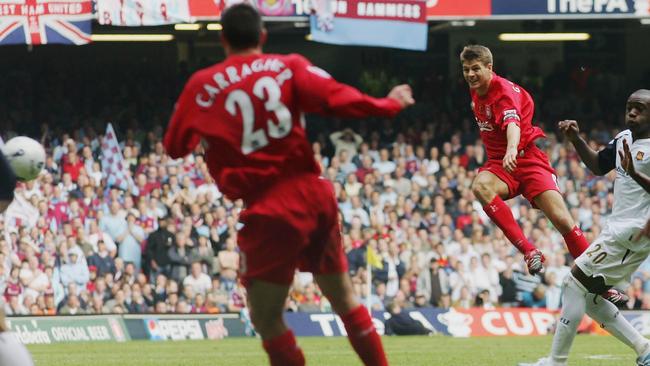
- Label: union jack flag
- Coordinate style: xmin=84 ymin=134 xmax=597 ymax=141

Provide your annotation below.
xmin=0 ymin=0 xmax=92 ymax=45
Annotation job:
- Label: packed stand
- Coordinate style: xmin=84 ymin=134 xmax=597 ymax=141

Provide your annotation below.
xmin=1 ymin=59 xmax=647 ymax=316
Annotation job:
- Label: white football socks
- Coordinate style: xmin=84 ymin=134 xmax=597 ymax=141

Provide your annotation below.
xmin=550 ymin=274 xmax=650 ymax=365
xmin=585 ymin=292 xmax=650 ymax=357
xmin=549 ymin=275 xmax=585 ymax=365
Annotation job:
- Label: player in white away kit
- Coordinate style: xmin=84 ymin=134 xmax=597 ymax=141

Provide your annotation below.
xmin=519 ymin=89 xmax=650 ymax=366
xmin=0 ymin=310 xmax=34 ymax=366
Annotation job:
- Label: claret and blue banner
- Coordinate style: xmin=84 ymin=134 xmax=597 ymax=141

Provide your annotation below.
xmin=309 ymin=0 xmax=429 ymax=51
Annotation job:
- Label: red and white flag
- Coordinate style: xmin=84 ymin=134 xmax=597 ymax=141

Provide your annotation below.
xmin=101 ymin=123 xmax=134 ymax=190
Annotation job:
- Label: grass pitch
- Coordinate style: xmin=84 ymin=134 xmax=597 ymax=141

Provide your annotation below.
xmin=28 ymin=335 xmax=636 ymax=365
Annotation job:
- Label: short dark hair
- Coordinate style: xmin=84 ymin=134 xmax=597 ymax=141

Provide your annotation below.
xmin=460 ymin=45 xmax=493 ymax=66
xmin=221 ymin=3 xmax=263 ymax=51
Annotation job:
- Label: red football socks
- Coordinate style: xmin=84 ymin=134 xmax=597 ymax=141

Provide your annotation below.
xmin=484 ymin=196 xmax=537 ymax=255
xmin=341 ymin=305 xmax=388 ymax=366
xmin=563 ymin=226 xmax=590 ymax=259
xmin=262 ymin=330 xmax=305 ymax=366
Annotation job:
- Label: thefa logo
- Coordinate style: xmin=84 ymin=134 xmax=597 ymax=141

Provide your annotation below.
xmin=637 ymin=151 xmax=645 ymax=161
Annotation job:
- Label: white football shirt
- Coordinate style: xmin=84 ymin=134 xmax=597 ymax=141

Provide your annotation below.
xmin=598 ymin=129 xmax=650 ymax=251
xmin=0 ymin=332 xmax=34 ymax=366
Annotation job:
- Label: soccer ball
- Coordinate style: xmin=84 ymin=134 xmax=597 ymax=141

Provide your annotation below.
xmin=2 ymin=136 xmax=46 ymax=181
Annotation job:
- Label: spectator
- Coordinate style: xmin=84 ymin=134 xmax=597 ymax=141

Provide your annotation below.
xmin=499 ymin=265 xmax=519 ymax=307
xmin=191 ymin=234 xmax=215 ymax=275
xmin=59 ymin=252 xmax=89 ymax=289
xmin=183 ymin=262 xmax=212 ymax=296
xmin=330 ymin=128 xmax=362 ymax=158
xmin=59 ymin=294 xmax=85 ymax=315
xmin=145 ymin=216 xmax=175 ymax=279
xmin=416 ymin=259 xmax=450 ymax=307
xmin=168 ymin=233 xmax=191 ymax=283
xmin=87 ymin=220 xmax=118 ymax=257
xmin=87 ymin=241 xmax=117 ymax=277
xmin=217 ymin=238 xmax=239 ymax=289
xmin=385 ymin=302 xmax=431 ymax=336
xmin=119 ymin=214 xmax=145 ymax=273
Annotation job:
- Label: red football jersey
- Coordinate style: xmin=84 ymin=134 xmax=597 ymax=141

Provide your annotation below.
xmin=470 ymin=73 xmax=545 ymax=160
xmin=164 ymin=53 xmax=402 ymax=201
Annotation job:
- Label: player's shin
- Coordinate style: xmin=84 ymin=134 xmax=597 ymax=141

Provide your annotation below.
xmin=262 ymin=329 xmax=306 ymax=366
xmin=341 ymin=305 xmax=389 ymax=366
xmin=483 ymin=196 xmax=537 ymax=254
xmin=550 ymin=275 xmax=587 ymax=366
xmin=585 ymin=295 xmax=650 ymax=357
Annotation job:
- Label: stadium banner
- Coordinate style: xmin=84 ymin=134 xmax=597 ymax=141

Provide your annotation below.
xmin=5 ymin=316 xmax=129 ymax=344
xmin=309 ymin=0 xmax=428 ymax=51
xmin=96 ymin=0 xmax=190 ymax=26
xmin=123 ymin=315 xmax=247 ymax=340
xmin=450 ymin=308 xmax=557 ymax=337
xmin=194 ymin=0 xmax=491 ymax=19
xmin=491 ymin=0 xmax=650 ymax=17
xmin=285 ymin=309 xmax=450 ymax=336
xmin=0 ymin=0 xmax=92 ymax=45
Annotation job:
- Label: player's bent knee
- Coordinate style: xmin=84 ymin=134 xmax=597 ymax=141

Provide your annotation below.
xmin=472 ymin=176 xmax=495 ymax=201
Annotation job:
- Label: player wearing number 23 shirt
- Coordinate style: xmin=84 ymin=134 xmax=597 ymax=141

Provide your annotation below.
xmin=163 ymin=5 xmax=413 ymax=366
xmin=163 ymin=46 xmax=411 ymax=288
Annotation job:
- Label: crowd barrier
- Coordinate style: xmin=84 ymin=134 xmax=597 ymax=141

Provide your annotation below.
xmin=7 ymin=308 xmax=650 ymax=344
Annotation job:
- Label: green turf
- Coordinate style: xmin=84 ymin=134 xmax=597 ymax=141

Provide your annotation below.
xmin=27 ymin=335 xmax=637 ymax=365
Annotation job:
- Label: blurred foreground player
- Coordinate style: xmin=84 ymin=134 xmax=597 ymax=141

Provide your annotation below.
xmin=462 ymin=45 xmax=593 ymax=276
xmin=0 ymin=153 xmax=15 ymax=212
xmin=164 ymin=4 xmax=413 ymax=365
xmin=520 ymin=90 xmax=650 ymax=366
xmin=0 ymin=306 xmax=34 ymax=366
xmin=0 ymin=154 xmax=33 ymax=366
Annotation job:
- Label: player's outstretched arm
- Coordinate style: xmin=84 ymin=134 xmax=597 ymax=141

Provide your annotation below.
xmin=292 ymin=55 xmax=413 ymax=119
xmin=558 ymin=120 xmax=606 ymax=175
xmin=620 ymin=139 xmax=650 ymax=194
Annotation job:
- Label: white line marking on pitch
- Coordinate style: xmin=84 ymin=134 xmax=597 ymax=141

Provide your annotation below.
xmin=585 ymin=354 xmax=624 ymax=360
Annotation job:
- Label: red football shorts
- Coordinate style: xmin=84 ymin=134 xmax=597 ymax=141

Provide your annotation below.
xmin=478 ymin=145 xmax=560 ymax=205
xmin=238 ymin=173 xmax=347 ymax=287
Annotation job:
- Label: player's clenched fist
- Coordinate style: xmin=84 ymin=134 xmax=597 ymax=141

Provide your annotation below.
xmin=558 ymin=120 xmax=580 ymax=142
xmin=388 ymin=84 xmax=415 ymax=108
xmin=503 ymin=147 xmax=518 ymax=173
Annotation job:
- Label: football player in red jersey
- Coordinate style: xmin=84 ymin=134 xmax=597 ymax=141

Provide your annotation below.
xmin=460 ymin=45 xmax=624 ymax=302
xmin=164 ymin=4 xmax=413 ymax=365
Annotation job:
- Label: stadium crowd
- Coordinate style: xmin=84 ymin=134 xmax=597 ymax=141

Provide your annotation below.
xmin=1 ymin=57 xmax=648 ymax=316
